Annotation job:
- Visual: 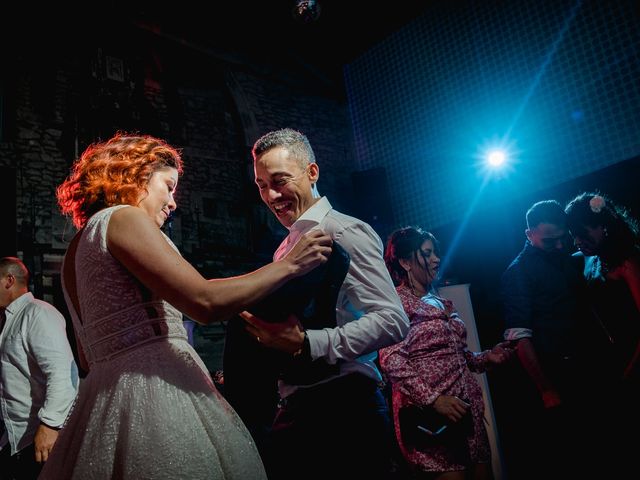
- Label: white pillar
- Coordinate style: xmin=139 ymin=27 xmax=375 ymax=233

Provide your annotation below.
xmin=438 ymin=283 xmax=505 ymax=480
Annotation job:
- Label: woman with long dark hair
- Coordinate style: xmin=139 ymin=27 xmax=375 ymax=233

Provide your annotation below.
xmin=379 ymin=226 xmax=512 ymax=479
xmin=565 ymin=192 xmax=640 ymax=379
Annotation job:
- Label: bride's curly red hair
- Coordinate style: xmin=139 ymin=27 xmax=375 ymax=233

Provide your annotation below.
xmin=57 ymin=133 xmax=183 ymax=229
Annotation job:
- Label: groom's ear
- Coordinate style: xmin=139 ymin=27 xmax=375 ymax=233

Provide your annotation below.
xmin=307 ymin=163 xmax=319 ymax=185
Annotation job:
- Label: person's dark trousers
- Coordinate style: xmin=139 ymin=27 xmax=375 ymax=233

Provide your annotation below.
xmin=222 ymin=316 xmax=282 ymax=459
xmin=266 ymin=373 xmax=394 ymax=480
xmin=0 ymin=443 xmax=43 ymax=480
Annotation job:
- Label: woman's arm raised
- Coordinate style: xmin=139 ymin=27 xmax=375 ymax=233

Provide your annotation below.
xmin=107 ymin=206 xmax=332 ymax=323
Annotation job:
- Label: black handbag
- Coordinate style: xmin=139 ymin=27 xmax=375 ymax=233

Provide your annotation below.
xmin=399 ymin=404 xmax=473 ymax=447
xmin=398 ymin=294 xmax=475 ymax=448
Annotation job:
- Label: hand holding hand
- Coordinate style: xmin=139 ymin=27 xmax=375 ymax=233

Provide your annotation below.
xmin=433 ymin=395 xmax=470 ymax=423
xmin=486 ymin=341 xmax=516 ymax=365
xmin=282 ymin=230 xmax=333 ymax=277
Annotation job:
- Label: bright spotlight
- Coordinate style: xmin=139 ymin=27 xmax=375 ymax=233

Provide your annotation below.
xmin=487 ymin=150 xmax=506 ymax=167
xmin=475 ymin=138 xmax=518 ymax=179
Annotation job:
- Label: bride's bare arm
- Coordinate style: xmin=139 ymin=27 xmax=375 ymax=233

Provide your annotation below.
xmin=107 ymin=206 xmax=331 ymax=323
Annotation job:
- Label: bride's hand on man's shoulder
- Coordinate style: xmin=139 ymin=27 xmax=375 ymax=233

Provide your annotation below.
xmin=283 ymin=230 xmax=333 ymax=275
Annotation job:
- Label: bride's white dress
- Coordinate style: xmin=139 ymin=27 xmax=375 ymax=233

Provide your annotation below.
xmin=40 ymin=205 xmax=267 ymax=479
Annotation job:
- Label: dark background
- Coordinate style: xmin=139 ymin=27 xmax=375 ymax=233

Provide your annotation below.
xmin=1 ymin=2 xmax=638 ymax=477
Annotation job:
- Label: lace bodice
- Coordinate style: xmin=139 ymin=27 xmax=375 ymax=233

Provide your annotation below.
xmin=62 ymin=205 xmax=187 ymax=365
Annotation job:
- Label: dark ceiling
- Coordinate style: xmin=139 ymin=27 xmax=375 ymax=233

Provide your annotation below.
xmin=123 ymin=0 xmax=434 ymax=80
xmin=6 ymin=1 xmax=434 ymax=90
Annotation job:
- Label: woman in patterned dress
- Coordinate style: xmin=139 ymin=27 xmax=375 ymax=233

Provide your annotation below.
xmin=379 ymin=227 xmax=513 ymax=479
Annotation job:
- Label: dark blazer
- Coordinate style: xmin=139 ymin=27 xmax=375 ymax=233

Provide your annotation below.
xmin=222 ymin=242 xmax=350 ymax=448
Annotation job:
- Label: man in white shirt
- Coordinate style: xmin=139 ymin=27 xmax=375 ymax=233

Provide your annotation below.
xmin=0 ymin=257 xmax=78 ymax=479
xmin=240 ymin=128 xmax=409 ymax=480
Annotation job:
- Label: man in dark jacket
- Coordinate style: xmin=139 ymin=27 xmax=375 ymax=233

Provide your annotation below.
xmin=500 ymin=200 xmax=608 ymax=479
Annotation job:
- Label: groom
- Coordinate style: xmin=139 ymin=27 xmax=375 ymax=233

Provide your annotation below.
xmin=225 ymin=128 xmax=408 ymax=480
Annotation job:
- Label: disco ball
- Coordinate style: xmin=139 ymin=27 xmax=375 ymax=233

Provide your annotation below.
xmin=292 ymin=0 xmax=322 ymax=23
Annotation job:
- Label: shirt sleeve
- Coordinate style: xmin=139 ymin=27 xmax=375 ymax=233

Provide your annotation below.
xmin=378 ymin=328 xmax=440 ymax=406
xmin=449 ymin=308 xmax=489 ymax=373
xmin=437 ymin=300 xmax=489 ymax=373
xmin=308 ymin=222 xmax=409 ymax=363
xmin=464 ymin=348 xmax=496 ymax=373
xmin=27 ymin=305 xmax=79 ymax=428
xmin=501 ymin=263 xmax=534 ymax=337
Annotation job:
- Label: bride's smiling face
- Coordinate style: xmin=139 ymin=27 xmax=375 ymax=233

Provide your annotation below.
xmin=137 ymin=167 xmax=179 ymax=227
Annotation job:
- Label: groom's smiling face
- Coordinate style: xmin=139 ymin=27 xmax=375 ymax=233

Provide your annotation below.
xmin=254 ymin=146 xmax=319 ymax=228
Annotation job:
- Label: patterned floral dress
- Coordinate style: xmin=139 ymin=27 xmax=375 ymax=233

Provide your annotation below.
xmin=379 ymin=285 xmax=492 ymax=473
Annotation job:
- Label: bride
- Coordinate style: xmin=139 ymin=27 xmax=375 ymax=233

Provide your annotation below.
xmin=40 ymin=133 xmax=332 ymax=479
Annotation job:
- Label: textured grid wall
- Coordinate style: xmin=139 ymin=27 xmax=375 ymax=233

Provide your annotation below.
xmin=345 ymin=0 xmax=640 ymax=229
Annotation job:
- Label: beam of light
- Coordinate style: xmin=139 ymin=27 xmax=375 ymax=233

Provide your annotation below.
xmin=437 ymin=174 xmax=491 ymax=283
xmin=438 ymin=1 xmax=584 ymax=285
xmin=503 ymin=0 xmax=583 ymax=143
